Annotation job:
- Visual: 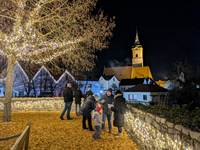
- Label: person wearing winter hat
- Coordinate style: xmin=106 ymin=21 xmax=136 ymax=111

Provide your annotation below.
xmin=98 ymin=88 xmax=114 ymax=133
xmin=84 ymin=88 xmax=93 ymax=102
xmin=110 ymin=90 xmax=128 ymax=139
xmin=92 ymin=107 xmax=104 ymax=140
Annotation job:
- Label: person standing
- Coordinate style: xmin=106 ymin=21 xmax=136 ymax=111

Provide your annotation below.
xmin=98 ymin=88 xmax=114 ymax=133
xmin=84 ymin=88 xmax=93 ymax=102
xmin=110 ymin=90 xmax=128 ymax=139
xmin=60 ymin=83 xmax=73 ymax=120
xmin=80 ymin=94 xmax=99 ymax=131
xmin=74 ymin=88 xmax=83 ymax=116
xmin=92 ymin=107 xmax=104 ymax=140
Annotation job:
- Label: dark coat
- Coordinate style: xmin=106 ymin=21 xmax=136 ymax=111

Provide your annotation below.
xmin=84 ymin=91 xmax=93 ymax=102
xmin=74 ymin=90 xmax=83 ymax=104
xmin=80 ymin=95 xmax=96 ymax=117
xmin=63 ymin=87 xmax=73 ymax=102
xmin=111 ymin=94 xmax=128 ymax=127
xmin=98 ymin=94 xmax=114 ymax=114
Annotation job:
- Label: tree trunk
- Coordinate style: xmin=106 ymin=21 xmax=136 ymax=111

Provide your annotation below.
xmin=2 ymin=57 xmax=15 ymax=122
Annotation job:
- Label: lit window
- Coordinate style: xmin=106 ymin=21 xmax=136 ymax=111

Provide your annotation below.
xmin=129 ymin=94 xmax=137 ymax=100
xmin=143 ymin=95 xmax=147 ymax=100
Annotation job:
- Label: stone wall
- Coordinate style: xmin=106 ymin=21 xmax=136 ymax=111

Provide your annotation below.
xmin=124 ymin=105 xmax=200 ymax=150
xmin=0 ymin=97 xmax=83 ymax=112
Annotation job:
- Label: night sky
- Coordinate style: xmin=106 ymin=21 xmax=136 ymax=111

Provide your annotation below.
xmin=95 ymin=0 xmax=200 ymax=81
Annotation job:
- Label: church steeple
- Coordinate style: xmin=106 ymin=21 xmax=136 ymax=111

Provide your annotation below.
xmin=132 ymin=27 xmax=143 ymax=67
xmin=134 ymin=27 xmax=140 ymax=45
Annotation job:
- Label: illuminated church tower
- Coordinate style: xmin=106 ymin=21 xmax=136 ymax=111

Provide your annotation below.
xmin=132 ymin=28 xmax=143 ymax=67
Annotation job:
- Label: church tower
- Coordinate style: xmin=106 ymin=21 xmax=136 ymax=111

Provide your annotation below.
xmin=132 ymin=27 xmax=143 ymax=67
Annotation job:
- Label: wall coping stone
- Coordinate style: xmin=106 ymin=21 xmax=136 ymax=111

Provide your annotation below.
xmin=182 ymin=128 xmax=190 ymax=136
xmin=160 ymin=118 xmax=166 ymax=124
xmin=190 ymin=131 xmax=200 ymax=141
xmin=175 ymin=125 xmax=184 ymax=132
xmin=149 ymin=114 xmax=155 ymax=119
xmin=166 ymin=121 xmax=174 ymax=128
xmin=156 ymin=117 xmax=161 ymax=123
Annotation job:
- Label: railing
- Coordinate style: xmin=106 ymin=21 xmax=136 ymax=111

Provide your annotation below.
xmin=0 ymin=121 xmax=31 ymax=150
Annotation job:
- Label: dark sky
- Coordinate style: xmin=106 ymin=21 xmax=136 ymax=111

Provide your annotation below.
xmin=95 ymin=0 xmax=200 ymax=81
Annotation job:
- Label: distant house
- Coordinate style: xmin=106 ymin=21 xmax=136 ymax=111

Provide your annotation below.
xmin=0 ymin=78 xmax=6 ymax=97
xmin=99 ymin=75 xmax=120 ymax=94
xmin=55 ymin=69 xmax=76 ymax=96
xmin=77 ymin=80 xmax=102 ymax=97
xmin=0 ymin=62 xmax=29 ymax=97
xmin=119 ymin=77 xmax=154 ymax=92
xmin=31 ymin=66 xmax=57 ymax=97
xmin=123 ymin=84 xmax=168 ymax=104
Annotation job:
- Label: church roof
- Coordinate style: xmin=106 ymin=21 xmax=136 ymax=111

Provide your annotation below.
xmin=119 ymin=78 xmax=145 ymax=86
xmin=102 ymin=66 xmax=132 ymax=80
xmin=124 ymin=84 xmax=168 ymax=92
xmin=131 ymin=66 xmax=153 ymax=79
xmin=102 ymin=66 xmax=153 ymax=81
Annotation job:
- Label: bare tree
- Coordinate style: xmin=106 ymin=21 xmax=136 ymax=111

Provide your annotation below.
xmin=0 ymin=0 xmax=115 ymax=122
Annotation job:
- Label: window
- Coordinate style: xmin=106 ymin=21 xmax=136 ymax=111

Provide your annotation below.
xmin=129 ymin=94 xmax=137 ymax=100
xmin=136 ymin=54 xmax=138 ymax=57
xmin=113 ymin=78 xmax=115 ymax=81
xmin=88 ymin=84 xmax=92 ymax=88
xmin=0 ymin=90 xmax=1 ymax=93
xmin=143 ymin=95 xmax=147 ymax=100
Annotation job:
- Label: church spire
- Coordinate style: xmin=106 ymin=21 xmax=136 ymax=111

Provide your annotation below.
xmin=134 ymin=27 xmax=140 ymax=45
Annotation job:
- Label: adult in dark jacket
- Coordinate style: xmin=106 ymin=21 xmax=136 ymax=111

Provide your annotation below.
xmin=74 ymin=88 xmax=83 ymax=116
xmin=111 ymin=90 xmax=128 ymax=138
xmin=98 ymin=88 xmax=114 ymax=133
xmin=84 ymin=88 xmax=93 ymax=102
xmin=80 ymin=94 xmax=98 ymax=131
xmin=60 ymin=83 xmax=73 ymax=120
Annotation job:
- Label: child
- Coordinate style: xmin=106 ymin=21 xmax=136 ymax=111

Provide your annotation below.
xmin=92 ymin=107 xmax=104 ymax=140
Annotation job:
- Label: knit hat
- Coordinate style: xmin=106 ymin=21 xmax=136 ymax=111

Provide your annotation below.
xmin=107 ymin=88 xmax=112 ymax=93
xmin=115 ymin=90 xmax=122 ymax=95
xmin=96 ymin=107 xmax=102 ymax=113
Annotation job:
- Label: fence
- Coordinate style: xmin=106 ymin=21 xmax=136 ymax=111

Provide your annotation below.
xmin=0 ymin=121 xmax=31 ymax=150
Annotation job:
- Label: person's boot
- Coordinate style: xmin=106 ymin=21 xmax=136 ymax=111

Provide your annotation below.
xmin=109 ymin=129 xmax=112 ymax=134
xmin=114 ymin=132 xmax=119 ymax=136
xmin=101 ymin=129 xmax=105 ymax=134
xmin=115 ymin=133 xmax=122 ymax=139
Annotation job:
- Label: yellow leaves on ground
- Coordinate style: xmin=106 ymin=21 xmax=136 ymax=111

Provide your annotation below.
xmin=0 ymin=111 xmax=138 ymax=150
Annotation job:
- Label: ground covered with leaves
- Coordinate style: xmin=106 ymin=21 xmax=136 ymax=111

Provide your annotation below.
xmin=0 ymin=111 xmax=138 ymax=150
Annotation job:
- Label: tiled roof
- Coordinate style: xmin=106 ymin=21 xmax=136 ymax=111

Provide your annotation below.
xmin=131 ymin=66 xmax=153 ymax=79
xmin=119 ymin=78 xmax=145 ymax=86
xmin=124 ymin=84 xmax=168 ymax=92
xmin=102 ymin=66 xmax=132 ymax=80
xmin=102 ymin=66 xmax=153 ymax=81
xmin=102 ymin=75 xmax=115 ymax=80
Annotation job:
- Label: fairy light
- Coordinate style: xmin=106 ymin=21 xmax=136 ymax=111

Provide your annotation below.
xmin=0 ymin=0 xmax=79 ymax=63
xmin=124 ymin=111 xmax=194 ymax=150
xmin=0 ymin=99 xmax=65 ymax=111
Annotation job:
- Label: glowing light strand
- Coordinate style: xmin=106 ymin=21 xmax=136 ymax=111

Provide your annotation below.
xmin=0 ymin=0 xmax=79 ymax=64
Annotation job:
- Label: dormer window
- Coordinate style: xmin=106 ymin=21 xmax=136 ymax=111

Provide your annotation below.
xmin=113 ymin=78 xmax=115 ymax=81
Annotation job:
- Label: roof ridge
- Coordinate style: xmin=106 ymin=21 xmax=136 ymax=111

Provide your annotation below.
xmin=143 ymin=84 xmax=150 ymax=92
